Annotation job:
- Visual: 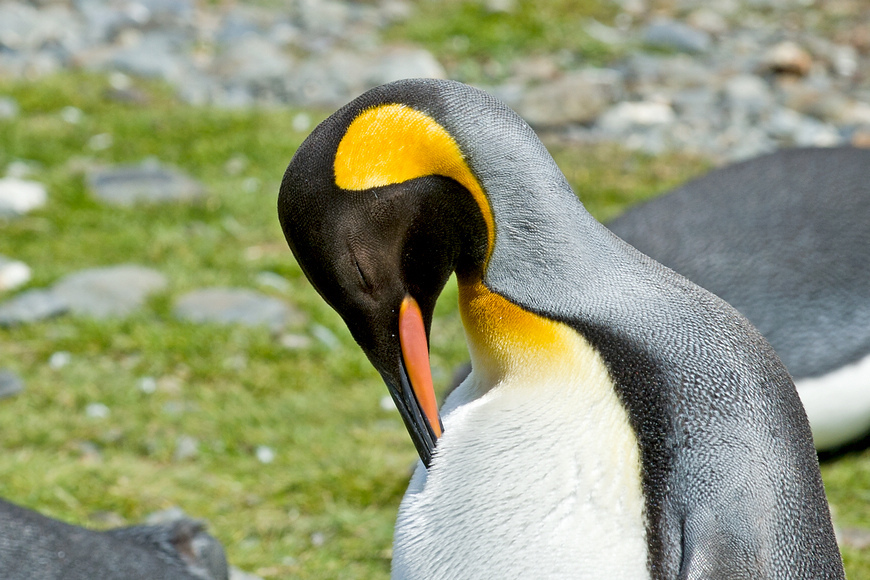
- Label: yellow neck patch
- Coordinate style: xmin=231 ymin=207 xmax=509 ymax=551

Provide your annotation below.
xmin=334 ymin=103 xmax=495 ymax=255
xmin=458 ymin=279 xmax=589 ymax=385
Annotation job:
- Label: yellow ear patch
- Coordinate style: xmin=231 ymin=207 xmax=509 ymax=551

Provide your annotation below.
xmin=334 ymin=103 xmax=494 ymax=255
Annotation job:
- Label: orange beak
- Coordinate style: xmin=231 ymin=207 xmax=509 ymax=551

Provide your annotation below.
xmin=399 ymin=295 xmax=443 ymax=439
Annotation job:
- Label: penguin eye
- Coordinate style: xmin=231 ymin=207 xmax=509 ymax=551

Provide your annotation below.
xmin=354 ymin=258 xmax=374 ymax=294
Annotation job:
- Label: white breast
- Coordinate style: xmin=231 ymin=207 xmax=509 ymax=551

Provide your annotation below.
xmin=391 ymin=356 xmax=650 ymax=579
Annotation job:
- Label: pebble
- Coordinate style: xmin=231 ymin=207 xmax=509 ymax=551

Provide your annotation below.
xmin=0 ymin=97 xmax=19 ymax=119
xmin=87 ymin=160 xmax=205 ymax=206
xmin=763 ymin=41 xmax=813 ymax=76
xmin=0 ymin=177 xmax=47 ymax=216
xmin=642 ymin=19 xmax=712 ymax=54
xmin=0 ymin=289 xmax=68 ymax=327
xmin=255 ymin=445 xmax=275 ymax=464
xmin=85 ymin=402 xmax=110 ymax=419
xmin=174 ymin=435 xmax=199 ymax=461
xmin=53 ymin=265 xmax=168 ymax=318
xmin=0 ymin=256 xmax=31 ymax=292
xmin=173 ymin=287 xmax=303 ymax=332
xmin=0 ymin=369 xmax=24 ymax=399
xmin=49 ymin=351 xmax=71 ymax=369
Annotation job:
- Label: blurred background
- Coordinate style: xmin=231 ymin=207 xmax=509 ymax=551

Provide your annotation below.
xmin=0 ymin=0 xmax=868 ymax=577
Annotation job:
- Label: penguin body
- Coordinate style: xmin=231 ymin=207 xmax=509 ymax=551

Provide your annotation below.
xmin=608 ymin=147 xmax=870 ymax=450
xmin=278 ymin=79 xmax=843 ymax=578
xmin=0 ymin=498 xmax=228 ymax=580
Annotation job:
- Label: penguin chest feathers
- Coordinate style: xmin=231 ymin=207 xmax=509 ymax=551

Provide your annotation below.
xmin=390 ymin=282 xmax=650 ymax=579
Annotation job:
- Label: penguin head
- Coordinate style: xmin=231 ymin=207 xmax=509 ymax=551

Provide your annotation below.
xmin=278 ymin=80 xmax=491 ymax=466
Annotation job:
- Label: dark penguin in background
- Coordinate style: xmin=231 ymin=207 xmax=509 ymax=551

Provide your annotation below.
xmin=0 ymin=498 xmax=228 ymax=580
xmin=278 ymin=79 xmax=844 ymax=579
xmin=608 ymin=147 xmax=870 ymax=451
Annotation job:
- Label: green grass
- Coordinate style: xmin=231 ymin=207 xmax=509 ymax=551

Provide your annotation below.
xmin=0 ymin=72 xmax=865 ymax=578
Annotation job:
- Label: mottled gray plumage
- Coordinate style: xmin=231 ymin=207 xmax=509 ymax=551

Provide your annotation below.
xmin=0 ymin=498 xmax=228 ymax=580
xmin=607 ymin=147 xmax=870 ymax=380
xmin=418 ymin=80 xmax=842 ymax=578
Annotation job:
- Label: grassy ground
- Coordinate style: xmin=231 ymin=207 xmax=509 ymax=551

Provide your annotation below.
xmin=0 ymin=72 xmax=867 ymax=578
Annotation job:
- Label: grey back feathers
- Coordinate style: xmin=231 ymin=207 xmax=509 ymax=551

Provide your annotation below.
xmin=608 ymin=147 xmax=870 ymax=380
xmin=0 ymin=498 xmax=228 ymax=580
xmin=379 ymin=80 xmax=842 ymax=578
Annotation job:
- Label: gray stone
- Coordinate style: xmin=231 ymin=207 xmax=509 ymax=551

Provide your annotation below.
xmin=106 ymin=32 xmax=191 ymax=84
xmin=642 ymin=19 xmax=711 ymax=54
xmin=763 ymin=41 xmax=813 ymax=76
xmin=0 ymin=289 xmax=68 ymax=326
xmin=0 ymin=97 xmax=19 ymax=119
xmin=213 ymin=35 xmax=294 ymax=87
xmin=516 ymin=69 xmax=621 ymax=127
xmin=87 ymin=161 xmax=205 ymax=206
xmin=229 ymin=567 xmax=265 ymax=580
xmin=597 ymin=101 xmax=676 ymax=134
xmin=0 ymin=177 xmax=47 ymax=216
xmin=173 ymin=288 xmax=302 ymax=332
xmin=367 ymin=47 xmax=445 ymax=87
xmin=0 ymin=256 xmax=31 ymax=292
xmin=52 ymin=265 xmax=167 ymax=318
xmin=724 ymin=74 xmax=773 ymax=116
xmin=0 ymin=369 xmax=24 ymax=399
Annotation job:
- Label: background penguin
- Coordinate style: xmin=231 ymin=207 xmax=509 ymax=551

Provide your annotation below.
xmin=607 ymin=147 xmax=870 ymax=452
xmin=0 ymin=497 xmax=228 ymax=580
xmin=278 ymin=78 xmax=843 ymax=578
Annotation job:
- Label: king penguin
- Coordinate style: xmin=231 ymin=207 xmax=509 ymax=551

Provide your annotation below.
xmin=608 ymin=147 xmax=870 ymax=451
xmin=277 ymin=79 xmax=844 ymax=579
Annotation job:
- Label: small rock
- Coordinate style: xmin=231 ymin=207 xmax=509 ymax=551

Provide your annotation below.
xmin=145 ymin=507 xmax=188 ymax=525
xmin=724 ymin=74 xmax=772 ymax=116
xmin=138 ymin=376 xmax=157 ymax=394
xmin=86 ymin=402 xmax=110 ymax=419
xmin=310 ymin=532 xmax=326 ymax=547
xmin=686 ymin=9 xmax=729 ymax=35
xmin=255 ymin=445 xmax=275 ymax=464
xmin=367 ymin=47 xmax=446 ymax=87
xmin=0 ymin=256 xmax=31 ymax=292
xmin=598 ymin=101 xmax=676 ymax=134
xmin=763 ymin=41 xmax=813 ymax=76
xmin=52 ymin=265 xmax=167 ymax=318
xmin=851 ymin=127 xmax=870 ymax=148
xmin=380 ymin=395 xmax=396 ymax=412
xmin=229 ymin=567 xmax=266 ymax=580
xmin=0 ymin=369 xmax=24 ymax=399
xmin=838 ymin=526 xmax=870 ymax=550
xmin=515 ymin=69 xmax=621 ymax=127
xmin=88 ymin=133 xmax=113 ymax=151
xmin=61 ymin=106 xmax=84 ymax=124
xmin=0 ymin=97 xmax=19 ymax=119
xmin=642 ymin=19 xmax=711 ymax=54
xmin=255 ymin=271 xmax=290 ymax=294
xmin=0 ymin=289 xmax=68 ymax=327
xmin=173 ymin=287 xmax=303 ymax=332
xmin=174 ymin=435 xmax=199 ymax=461
xmin=49 ymin=351 xmax=71 ymax=369
xmin=280 ymin=333 xmax=311 ymax=350
xmin=87 ymin=161 xmax=206 ymax=206
xmin=0 ymin=177 xmax=48 ymax=216
xmin=311 ymin=324 xmax=340 ymax=350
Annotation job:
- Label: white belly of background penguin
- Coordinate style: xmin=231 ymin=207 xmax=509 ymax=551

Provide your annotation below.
xmin=277 ymin=79 xmax=844 ymax=578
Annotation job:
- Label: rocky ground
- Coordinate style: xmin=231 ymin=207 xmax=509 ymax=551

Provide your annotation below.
xmin=1 ymin=0 xmax=869 ymax=161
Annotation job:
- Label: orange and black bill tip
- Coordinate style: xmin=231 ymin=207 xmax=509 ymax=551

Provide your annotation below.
xmin=396 ymin=295 xmax=443 ymax=467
